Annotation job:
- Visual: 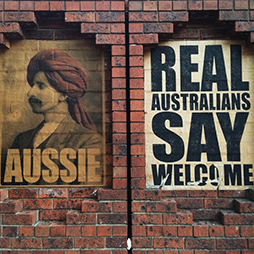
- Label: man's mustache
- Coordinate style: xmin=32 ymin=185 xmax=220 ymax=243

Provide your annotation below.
xmin=28 ymin=96 xmax=42 ymax=106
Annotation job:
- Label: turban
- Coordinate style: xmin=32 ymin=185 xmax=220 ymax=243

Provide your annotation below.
xmin=27 ymin=49 xmax=97 ymax=131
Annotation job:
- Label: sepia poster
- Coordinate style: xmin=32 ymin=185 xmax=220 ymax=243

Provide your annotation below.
xmin=145 ymin=40 xmax=254 ymax=190
xmin=0 ymin=40 xmax=105 ymax=187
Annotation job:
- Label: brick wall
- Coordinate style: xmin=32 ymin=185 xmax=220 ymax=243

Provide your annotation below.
xmin=0 ymin=0 xmax=253 ymax=253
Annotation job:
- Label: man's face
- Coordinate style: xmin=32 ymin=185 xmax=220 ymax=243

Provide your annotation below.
xmin=27 ymin=71 xmax=65 ymax=114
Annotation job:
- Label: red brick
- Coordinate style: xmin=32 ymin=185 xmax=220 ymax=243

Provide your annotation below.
xmin=66 ymin=225 xmax=81 ymax=236
xmin=154 ymin=238 xmax=183 ymax=249
xmin=209 ymin=224 xmax=224 ymax=237
xmin=204 ymin=198 xmax=232 ymax=209
xmin=220 ymin=11 xmax=249 ymax=21
xmin=144 ymin=23 xmax=173 ymax=33
xmin=65 ymin=12 xmax=95 ymax=22
xmin=97 ymin=34 xmax=125 ymax=45
xmin=40 ymin=210 xmax=67 ymax=221
xmin=11 ymin=238 xmax=42 ymax=249
xmin=66 ymin=211 xmax=96 ymax=225
xmin=159 ymin=1 xmax=172 ymax=11
xmin=178 ymin=225 xmax=193 ymax=236
xmin=163 ymin=226 xmax=178 ymax=237
xmin=96 ymin=12 xmax=124 ymax=22
xmin=81 ymin=23 xmax=110 ymax=34
xmin=3 ymin=211 xmax=37 ymax=225
xmin=130 ymin=68 xmax=144 ymax=78
xmin=235 ymin=0 xmax=248 ymax=10
xmin=129 ymin=12 xmax=158 ymax=22
xmin=112 ymin=46 xmax=125 ymax=56
xmin=129 ymin=1 xmax=143 ymax=11
xmin=20 ymin=1 xmax=34 ymax=10
xmin=216 ymin=239 xmax=247 ymax=249
xmin=35 ymin=1 xmax=49 ymax=11
xmin=218 ymin=190 xmax=246 ymax=198
xmin=219 ymin=1 xmax=233 ymax=10
xmin=130 ymin=78 xmax=144 ymax=88
xmin=130 ymin=34 xmax=158 ymax=44
xmin=234 ymin=199 xmax=254 ymax=213
xmin=131 ymin=166 xmax=145 ymax=178
xmin=240 ymin=225 xmax=254 ymax=236
xmin=112 ymin=202 xmax=127 ymax=212
xmin=132 ymin=237 xmax=153 ymax=248
xmin=35 ymin=222 xmax=50 ymax=237
xmin=111 ymin=1 xmax=125 ymax=11
xmin=80 ymin=1 xmax=95 ymax=11
xmin=4 ymin=1 xmax=19 ymax=10
xmin=173 ymin=1 xmax=187 ymax=10
xmin=53 ymin=199 xmax=81 ymax=210
xmin=66 ymin=1 xmax=80 ymax=11
xmin=147 ymin=199 xmax=177 ymax=213
xmin=193 ymin=221 xmax=209 ymax=237
xmin=96 ymin=1 xmax=110 ymax=11
xmin=130 ymin=45 xmax=143 ymax=55
xmin=113 ymin=225 xmax=127 ymax=236
xmin=9 ymin=189 xmax=37 ymax=199
xmin=3 ymin=226 xmax=18 ymax=237
xmin=75 ymin=238 xmax=104 ymax=248
xmin=147 ymin=225 xmax=162 ymax=236
xmin=185 ymin=238 xmax=216 ymax=249
xmin=113 ymin=179 xmax=127 ymax=189
xmin=143 ymin=1 xmax=157 ymax=11
xmin=132 ymin=214 xmax=162 ymax=225
xmin=189 ymin=190 xmax=217 ymax=197
xmin=219 ymin=211 xmax=254 ymax=225
xmin=24 ymin=199 xmax=52 ymax=210
xmin=0 ymin=200 xmax=22 ymax=214
xmin=129 ymin=23 xmax=143 ymax=33
xmin=106 ymin=237 xmax=127 ymax=248
xmin=50 ymin=1 xmax=65 ymax=11
xmin=133 ymin=225 xmax=146 ymax=236
xmin=130 ymin=56 xmax=144 ymax=66
xmin=164 ymin=251 xmax=178 ymax=254
xmin=50 ymin=222 xmax=66 ymax=237
xmin=225 ymin=226 xmax=240 ymax=237
xmin=97 ymin=189 xmax=127 ymax=200
xmin=159 ymin=11 xmax=188 ymax=22
xmin=39 ymin=188 xmax=68 ymax=199
xmin=164 ymin=211 xmax=193 ymax=225
xmin=97 ymin=225 xmax=112 ymax=236
xmin=204 ymin=1 xmax=218 ymax=10
xmin=188 ymin=0 xmax=203 ymax=10
xmin=43 ymin=238 xmax=73 ymax=249
xmin=113 ymin=111 xmax=126 ymax=121
xmin=98 ymin=214 xmax=127 ymax=224
xmin=131 ymin=157 xmax=146 ymax=168
xmin=111 ymin=23 xmax=125 ymax=33
xmin=0 ymin=189 xmax=8 ymax=201
xmin=81 ymin=225 xmax=96 ymax=236
xmin=177 ymin=198 xmax=203 ymax=209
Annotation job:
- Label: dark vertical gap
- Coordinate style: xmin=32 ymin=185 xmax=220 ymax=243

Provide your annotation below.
xmin=125 ymin=0 xmax=132 ymax=252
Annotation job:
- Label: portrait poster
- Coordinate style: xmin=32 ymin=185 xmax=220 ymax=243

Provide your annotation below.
xmin=145 ymin=40 xmax=254 ymax=190
xmin=0 ymin=40 xmax=105 ymax=187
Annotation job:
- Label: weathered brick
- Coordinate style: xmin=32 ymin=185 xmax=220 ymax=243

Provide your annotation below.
xmin=0 ymin=200 xmax=22 ymax=214
xmin=111 ymin=1 xmax=125 ymax=11
xmin=224 ymin=226 xmax=239 ymax=237
xmin=219 ymin=11 xmax=249 ymax=21
xmin=132 ymin=214 xmax=162 ymax=225
xmin=9 ymin=189 xmax=37 ymax=199
xmin=53 ymin=199 xmax=82 ymax=210
xmin=106 ymin=237 xmax=127 ymax=248
xmin=50 ymin=1 xmax=65 ymax=11
xmin=132 ymin=237 xmax=153 ymax=248
xmin=3 ymin=226 xmax=18 ymax=237
xmin=11 ymin=238 xmax=42 ymax=249
xmin=204 ymin=1 xmax=218 ymax=10
xmin=81 ymin=225 xmax=96 ymax=236
xmin=159 ymin=1 xmax=172 ymax=11
xmin=216 ymin=239 xmax=247 ymax=249
xmin=98 ymin=214 xmax=127 ymax=224
xmin=234 ymin=199 xmax=254 ymax=213
xmin=173 ymin=1 xmax=187 ymax=11
xmin=39 ymin=188 xmax=68 ymax=199
xmin=43 ymin=238 xmax=73 ymax=249
xmin=146 ymin=199 xmax=177 ymax=213
xmin=3 ymin=211 xmax=37 ymax=225
xmin=75 ymin=238 xmax=104 ymax=248
xmin=154 ymin=238 xmax=183 ymax=249
xmin=19 ymin=226 xmax=34 ymax=237
xmin=219 ymin=211 xmax=254 ymax=225
xmin=66 ymin=211 xmax=96 ymax=225
xmin=66 ymin=1 xmax=80 ymax=11
xmin=35 ymin=222 xmax=50 ymax=237
xmin=144 ymin=23 xmax=174 ymax=33
xmin=80 ymin=1 xmax=95 ymax=11
xmin=96 ymin=12 xmax=125 ymax=22
xmin=81 ymin=23 xmax=110 ymax=33
xmin=159 ymin=11 xmax=188 ymax=22
xmin=82 ymin=199 xmax=112 ymax=212
xmin=185 ymin=238 xmax=216 ymax=249
xmin=143 ymin=1 xmax=157 ymax=11
xmin=40 ymin=210 xmax=67 ymax=221
xmin=65 ymin=12 xmax=95 ymax=22
xmin=193 ymin=221 xmax=209 ymax=237
xmin=129 ymin=12 xmax=158 ymax=22
xmin=24 ymin=199 xmax=52 ymax=210
xmin=96 ymin=34 xmax=125 ymax=45
xmin=163 ymin=211 xmax=193 ymax=225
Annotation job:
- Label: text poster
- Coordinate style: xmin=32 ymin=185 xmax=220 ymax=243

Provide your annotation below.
xmin=145 ymin=40 xmax=254 ymax=190
xmin=0 ymin=40 xmax=105 ymax=187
